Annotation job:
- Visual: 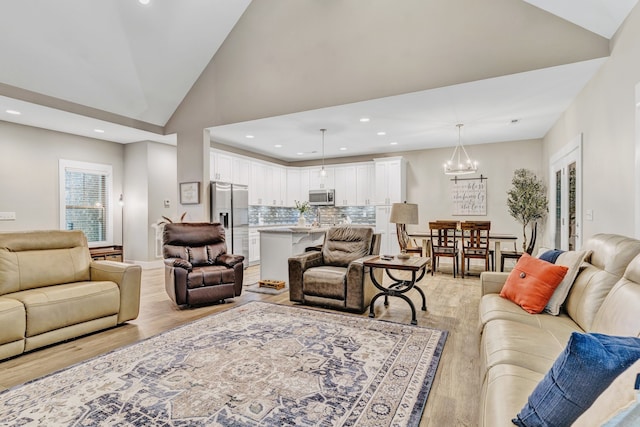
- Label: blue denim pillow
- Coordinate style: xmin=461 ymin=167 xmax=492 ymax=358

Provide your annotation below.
xmin=513 ymin=332 xmax=640 ymax=427
xmin=538 ymin=249 xmax=564 ymax=264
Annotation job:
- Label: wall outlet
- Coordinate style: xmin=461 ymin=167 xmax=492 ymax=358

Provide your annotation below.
xmin=0 ymin=212 xmax=16 ymax=220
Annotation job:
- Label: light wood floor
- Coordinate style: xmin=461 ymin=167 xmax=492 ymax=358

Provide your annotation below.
xmin=0 ymin=261 xmax=483 ymax=426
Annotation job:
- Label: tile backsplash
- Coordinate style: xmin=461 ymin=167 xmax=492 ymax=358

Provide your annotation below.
xmin=249 ymin=205 xmax=375 ymax=226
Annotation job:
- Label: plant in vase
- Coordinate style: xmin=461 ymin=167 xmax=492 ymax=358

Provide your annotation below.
xmin=507 ymin=168 xmax=548 ymax=252
xmin=294 ymin=200 xmax=311 ymax=226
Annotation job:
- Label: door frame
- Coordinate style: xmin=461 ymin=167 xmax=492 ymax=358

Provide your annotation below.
xmin=549 ymin=133 xmax=583 ymax=251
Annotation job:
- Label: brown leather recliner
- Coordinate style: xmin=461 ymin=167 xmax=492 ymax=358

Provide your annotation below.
xmin=162 ymin=222 xmax=244 ymax=307
xmin=288 ymin=226 xmax=382 ymax=313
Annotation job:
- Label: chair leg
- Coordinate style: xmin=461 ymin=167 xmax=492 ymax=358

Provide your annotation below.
xmin=453 ymin=255 xmax=458 ymax=278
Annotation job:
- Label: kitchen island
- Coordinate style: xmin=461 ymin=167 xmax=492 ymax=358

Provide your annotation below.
xmin=258 ymin=227 xmax=328 ymax=286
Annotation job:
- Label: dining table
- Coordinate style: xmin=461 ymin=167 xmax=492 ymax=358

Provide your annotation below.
xmin=408 ymin=231 xmax=517 ymax=271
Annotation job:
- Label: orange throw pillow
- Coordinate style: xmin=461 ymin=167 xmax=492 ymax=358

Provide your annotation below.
xmin=500 ymin=253 xmax=569 ymax=314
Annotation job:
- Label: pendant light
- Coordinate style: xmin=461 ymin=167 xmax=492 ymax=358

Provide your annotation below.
xmin=320 ymin=128 xmax=327 ymax=177
xmin=443 ymin=123 xmax=478 ymax=175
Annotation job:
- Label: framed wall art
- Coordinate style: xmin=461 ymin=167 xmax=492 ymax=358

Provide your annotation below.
xmin=180 ymin=182 xmax=200 ymax=205
xmin=451 ymin=175 xmax=487 ymax=216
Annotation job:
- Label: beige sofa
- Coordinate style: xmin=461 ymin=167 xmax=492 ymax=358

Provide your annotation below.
xmin=478 ymin=233 xmax=640 ymax=426
xmin=0 ymin=230 xmax=142 ymax=361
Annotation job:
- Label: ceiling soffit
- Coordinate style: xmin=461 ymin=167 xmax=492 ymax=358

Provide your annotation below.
xmin=168 ymin=0 xmax=610 ymax=133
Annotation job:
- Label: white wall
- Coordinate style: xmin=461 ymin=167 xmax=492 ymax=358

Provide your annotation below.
xmin=0 ymin=116 xmax=539 ymax=259
xmin=0 ymin=121 xmax=176 ymax=264
xmin=401 ymin=139 xmax=542 ymax=248
xmin=124 ymin=141 xmax=177 ymax=264
xmin=542 ymin=3 xmax=640 ymax=242
xmin=0 ymin=121 xmax=124 ymax=237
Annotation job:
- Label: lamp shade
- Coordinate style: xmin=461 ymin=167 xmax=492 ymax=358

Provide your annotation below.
xmin=389 ymin=202 xmax=418 ymax=225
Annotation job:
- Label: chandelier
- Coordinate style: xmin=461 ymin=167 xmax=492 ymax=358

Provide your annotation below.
xmin=443 ymin=123 xmax=477 ymax=175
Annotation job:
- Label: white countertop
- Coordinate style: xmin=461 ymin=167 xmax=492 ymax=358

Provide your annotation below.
xmin=257 ymin=226 xmax=329 ymax=234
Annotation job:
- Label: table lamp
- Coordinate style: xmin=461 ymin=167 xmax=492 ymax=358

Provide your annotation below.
xmin=389 ymin=202 xmax=419 ymax=259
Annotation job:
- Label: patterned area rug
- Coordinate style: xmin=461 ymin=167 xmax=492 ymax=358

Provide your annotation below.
xmin=0 ymin=302 xmax=447 ymax=426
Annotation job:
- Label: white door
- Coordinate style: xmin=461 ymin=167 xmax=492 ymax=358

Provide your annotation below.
xmin=550 ymin=135 xmax=582 ymax=251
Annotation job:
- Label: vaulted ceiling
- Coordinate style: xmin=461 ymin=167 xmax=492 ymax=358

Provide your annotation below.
xmin=0 ymin=0 xmax=637 ymax=161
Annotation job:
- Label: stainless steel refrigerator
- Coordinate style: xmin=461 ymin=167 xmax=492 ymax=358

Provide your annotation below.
xmin=210 ymin=182 xmax=249 ymax=268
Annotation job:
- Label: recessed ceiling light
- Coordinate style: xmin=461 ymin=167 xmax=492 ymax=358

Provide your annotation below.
xmin=339 ymin=147 xmax=347 ymax=151
xmin=94 ymin=129 xmax=105 ymax=133
xmin=377 ymin=131 xmax=386 ymax=136
xmin=390 ymin=141 xmax=398 ymax=145
xmin=138 ymin=0 xmax=150 ymax=5
xmin=359 ymin=117 xmax=370 ymax=122
xmin=245 ymin=135 xmax=254 ymax=139
xmin=6 ymin=110 xmax=21 ymax=115
xmin=274 ymin=144 xmax=282 ymax=148
xmin=297 ymin=152 xmax=304 ymax=155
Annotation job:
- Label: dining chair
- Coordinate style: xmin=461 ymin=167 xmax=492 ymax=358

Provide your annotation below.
xmin=500 ymin=222 xmax=537 ymax=271
xmin=429 ymin=221 xmax=460 ymax=277
xmin=460 ymin=221 xmax=492 ymax=278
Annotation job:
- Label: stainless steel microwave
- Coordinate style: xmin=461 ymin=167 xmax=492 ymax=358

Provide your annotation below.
xmin=309 ymin=189 xmax=335 ymax=206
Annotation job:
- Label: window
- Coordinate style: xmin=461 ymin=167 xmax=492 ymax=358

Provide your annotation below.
xmin=59 ymin=160 xmax=113 ymax=246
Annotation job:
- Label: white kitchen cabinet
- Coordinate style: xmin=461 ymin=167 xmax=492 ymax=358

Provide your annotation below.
xmin=356 ymin=163 xmax=374 ymax=205
xmin=232 ymin=157 xmax=250 ymax=186
xmin=376 ymin=205 xmax=400 ymax=256
xmin=287 ymin=168 xmax=310 ymax=206
xmin=308 ymin=166 xmax=335 ymax=190
xmin=374 ymin=157 xmax=406 ymax=205
xmin=265 ymin=165 xmax=276 ymax=206
xmin=249 ymin=230 xmax=260 ymax=265
xmin=264 ymin=164 xmax=286 ymax=206
xmin=279 ymin=167 xmax=287 ymax=206
xmin=210 ymin=151 xmax=233 ymax=182
xmin=334 ymin=166 xmax=357 ymax=206
xmin=249 ymin=161 xmax=267 ymax=205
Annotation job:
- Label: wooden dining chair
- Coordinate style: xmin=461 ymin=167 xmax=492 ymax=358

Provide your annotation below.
xmin=460 ymin=221 xmax=492 ymax=278
xmin=429 ymin=221 xmax=460 ymax=277
xmin=500 ymin=222 xmax=537 ymax=271
xmin=398 ymin=230 xmax=424 ymax=256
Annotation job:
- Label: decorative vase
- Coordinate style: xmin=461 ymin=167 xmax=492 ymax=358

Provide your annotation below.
xmin=298 ymin=215 xmax=306 ymax=226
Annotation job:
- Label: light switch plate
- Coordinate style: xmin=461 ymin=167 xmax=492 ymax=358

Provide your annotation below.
xmin=585 ymin=209 xmax=593 ymax=221
xmin=0 ymin=212 xmax=16 ymax=220
xmin=164 ymin=199 xmax=171 ymax=208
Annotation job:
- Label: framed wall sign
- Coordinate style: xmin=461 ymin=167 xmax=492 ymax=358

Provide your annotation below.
xmin=180 ymin=182 xmax=200 ymax=205
xmin=451 ymin=175 xmax=487 ymax=216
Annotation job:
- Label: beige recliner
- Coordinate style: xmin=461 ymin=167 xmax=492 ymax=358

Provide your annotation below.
xmin=288 ymin=226 xmax=381 ymax=313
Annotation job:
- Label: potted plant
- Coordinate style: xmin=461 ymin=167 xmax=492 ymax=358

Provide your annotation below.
xmin=507 ymin=169 xmax=548 ymax=252
xmin=294 ymin=200 xmax=311 ymax=226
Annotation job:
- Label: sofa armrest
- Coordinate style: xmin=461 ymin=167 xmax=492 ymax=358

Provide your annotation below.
xmin=480 ymin=272 xmax=509 ymax=295
xmin=288 ymin=251 xmax=323 ymax=302
xmin=216 ymin=253 xmax=244 ymax=268
xmin=164 ymin=257 xmax=193 ymax=271
xmin=345 ymin=255 xmax=383 ymax=312
xmin=90 ymin=261 xmax=142 ymax=323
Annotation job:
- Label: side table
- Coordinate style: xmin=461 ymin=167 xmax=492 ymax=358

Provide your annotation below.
xmin=364 ymin=256 xmax=430 ymax=325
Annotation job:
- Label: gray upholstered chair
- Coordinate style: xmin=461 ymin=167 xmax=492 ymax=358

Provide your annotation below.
xmin=288 ymin=226 xmax=381 ymax=313
xmin=162 ymin=222 xmax=244 ymax=307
